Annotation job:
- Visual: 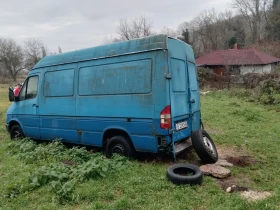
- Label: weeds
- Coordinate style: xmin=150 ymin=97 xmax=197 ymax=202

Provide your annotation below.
xmin=231 ymin=108 xmax=263 ymax=122
xmin=7 ymin=139 xmax=92 ymax=164
xmin=6 ymin=139 xmax=130 ymax=201
xmin=226 ymin=77 xmax=280 ymax=108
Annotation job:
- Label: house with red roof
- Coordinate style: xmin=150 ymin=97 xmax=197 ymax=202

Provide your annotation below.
xmin=196 ymin=44 xmax=280 ymax=76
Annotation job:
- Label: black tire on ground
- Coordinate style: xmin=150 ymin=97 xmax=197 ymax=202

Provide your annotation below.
xmin=191 ymin=129 xmax=218 ymax=164
xmin=10 ymin=125 xmax=25 ymax=139
xmin=105 ymin=136 xmax=134 ymax=158
xmin=166 ymin=163 xmax=203 ymax=185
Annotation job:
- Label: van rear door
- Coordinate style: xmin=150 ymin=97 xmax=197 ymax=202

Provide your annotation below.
xmin=169 ymin=58 xmax=191 ymax=142
xmin=187 ymin=61 xmax=201 ymax=131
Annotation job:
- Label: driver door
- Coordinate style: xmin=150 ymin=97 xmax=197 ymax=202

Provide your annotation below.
xmin=16 ymin=73 xmax=40 ymax=138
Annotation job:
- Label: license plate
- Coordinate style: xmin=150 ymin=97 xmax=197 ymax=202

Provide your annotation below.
xmin=176 ymin=121 xmax=188 ymax=131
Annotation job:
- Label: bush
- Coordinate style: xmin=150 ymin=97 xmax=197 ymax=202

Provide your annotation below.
xmin=258 ymin=78 xmax=280 ymax=105
xmin=223 ymin=75 xmax=280 ymax=107
xmin=197 ymin=67 xmax=229 ymax=89
xmin=260 ymin=79 xmax=280 ymax=95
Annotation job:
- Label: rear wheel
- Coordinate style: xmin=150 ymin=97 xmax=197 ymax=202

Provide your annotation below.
xmin=191 ymin=129 xmax=218 ymax=163
xmin=10 ymin=125 xmax=24 ymax=140
xmin=105 ymin=136 xmax=134 ymax=158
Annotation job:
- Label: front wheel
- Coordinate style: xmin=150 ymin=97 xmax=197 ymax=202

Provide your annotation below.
xmin=10 ymin=125 xmax=25 ymax=140
xmin=105 ymin=136 xmax=134 ymax=158
xmin=191 ymin=129 xmax=218 ymax=163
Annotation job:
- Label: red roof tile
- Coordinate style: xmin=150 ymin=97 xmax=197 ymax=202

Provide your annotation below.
xmin=196 ymin=48 xmax=280 ymax=66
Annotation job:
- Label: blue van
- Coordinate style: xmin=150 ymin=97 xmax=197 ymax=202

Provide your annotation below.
xmin=6 ymin=35 xmax=218 ymax=162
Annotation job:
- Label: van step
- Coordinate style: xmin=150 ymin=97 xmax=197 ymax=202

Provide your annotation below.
xmin=174 ymin=138 xmax=192 ymax=154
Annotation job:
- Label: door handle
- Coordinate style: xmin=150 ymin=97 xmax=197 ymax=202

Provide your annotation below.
xmin=190 ymin=99 xmax=195 ymax=103
xmin=32 ymin=104 xmax=39 ymax=108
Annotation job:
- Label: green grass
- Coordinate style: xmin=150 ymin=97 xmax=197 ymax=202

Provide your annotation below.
xmin=0 ymin=85 xmax=280 ymax=209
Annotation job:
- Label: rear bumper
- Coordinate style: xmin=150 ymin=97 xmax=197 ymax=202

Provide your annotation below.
xmin=174 ymin=138 xmax=192 ymax=154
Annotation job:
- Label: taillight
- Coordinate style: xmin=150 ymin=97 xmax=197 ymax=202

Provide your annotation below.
xmin=160 ymin=105 xmax=171 ymax=129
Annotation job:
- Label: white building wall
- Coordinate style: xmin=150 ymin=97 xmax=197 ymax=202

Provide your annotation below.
xmin=240 ymin=64 xmax=272 ymax=75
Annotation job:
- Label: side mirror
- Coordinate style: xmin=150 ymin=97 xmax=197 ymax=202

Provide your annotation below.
xmin=8 ymin=87 xmax=14 ymax=102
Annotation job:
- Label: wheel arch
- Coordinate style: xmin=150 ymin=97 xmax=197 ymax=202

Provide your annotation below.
xmin=8 ymin=120 xmax=23 ymax=133
xmin=102 ymin=128 xmax=135 ymax=151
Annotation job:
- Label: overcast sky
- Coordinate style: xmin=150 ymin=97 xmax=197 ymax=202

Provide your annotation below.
xmin=0 ymin=0 xmax=232 ymax=53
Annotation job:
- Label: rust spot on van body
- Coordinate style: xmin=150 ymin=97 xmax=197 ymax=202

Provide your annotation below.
xmin=77 ymin=130 xmax=82 ymax=136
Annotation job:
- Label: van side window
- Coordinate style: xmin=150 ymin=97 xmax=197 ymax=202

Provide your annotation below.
xmin=44 ymin=69 xmax=74 ymax=97
xmin=78 ymin=60 xmax=152 ymax=96
xmin=19 ymin=76 xmax=38 ymax=101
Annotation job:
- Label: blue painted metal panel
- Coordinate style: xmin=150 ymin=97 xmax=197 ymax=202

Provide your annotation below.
xmin=77 ymin=118 xmax=156 ymax=150
xmin=169 ymin=58 xmax=190 ymax=118
xmin=188 ymin=62 xmax=200 ymax=113
xmin=191 ymin=111 xmax=201 ymax=131
xmin=77 ymin=118 xmax=154 ymax=135
xmin=171 ymin=58 xmax=187 ymax=92
xmin=78 ymin=60 xmax=152 ymax=95
xmin=16 ymin=115 xmax=40 ymax=138
xmin=130 ymin=135 xmax=158 ymax=153
xmin=33 ymin=35 xmax=168 ymax=70
xmin=80 ymin=131 xmax=102 ymax=146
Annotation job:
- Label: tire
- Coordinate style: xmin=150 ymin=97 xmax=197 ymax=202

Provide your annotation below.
xmin=105 ymin=136 xmax=134 ymax=158
xmin=191 ymin=129 xmax=218 ymax=163
xmin=10 ymin=125 xmax=24 ymax=140
xmin=166 ymin=164 xmax=203 ymax=185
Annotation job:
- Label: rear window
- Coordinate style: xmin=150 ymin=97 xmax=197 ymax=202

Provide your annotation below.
xmin=171 ymin=58 xmax=186 ymax=92
xmin=78 ymin=60 xmax=152 ymax=96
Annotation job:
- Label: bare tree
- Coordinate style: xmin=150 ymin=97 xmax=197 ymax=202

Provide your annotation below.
xmin=0 ymin=38 xmax=25 ymax=81
xmin=103 ymin=35 xmax=122 ymax=44
xmin=160 ymin=27 xmax=177 ymax=38
xmin=232 ymin=0 xmax=272 ymax=43
xmin=24 ymin=38 xmax=47 ymax=70
xmin=117 ymin=16 xmax=154 ymax=41
xmin=188 ymin=9 xmax=236 ymax=56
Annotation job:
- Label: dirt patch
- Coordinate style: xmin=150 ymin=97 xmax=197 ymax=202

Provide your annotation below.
xmin=216 ymin=176 xmax=249 ymax=192
xmin=177 ymin=149 xmax=202 ymax=165
xmin=217 ymin=145 xmax=248 ymax=159
xmin=217 ymin=146 xmax=258 ymax=167
xmin=241 ymin=190 xmax=272 ymax=202
xmin=226 ymin=156 xmax=257 ymax=167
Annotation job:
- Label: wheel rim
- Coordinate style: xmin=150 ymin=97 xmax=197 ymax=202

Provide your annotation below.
xmin=13 ymin=130 xmax=22 ymax=138
xmin=203 ymin=136 xmax=216 ymax=157
xmin=112 ymin=144 xmax=126 ymax=155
